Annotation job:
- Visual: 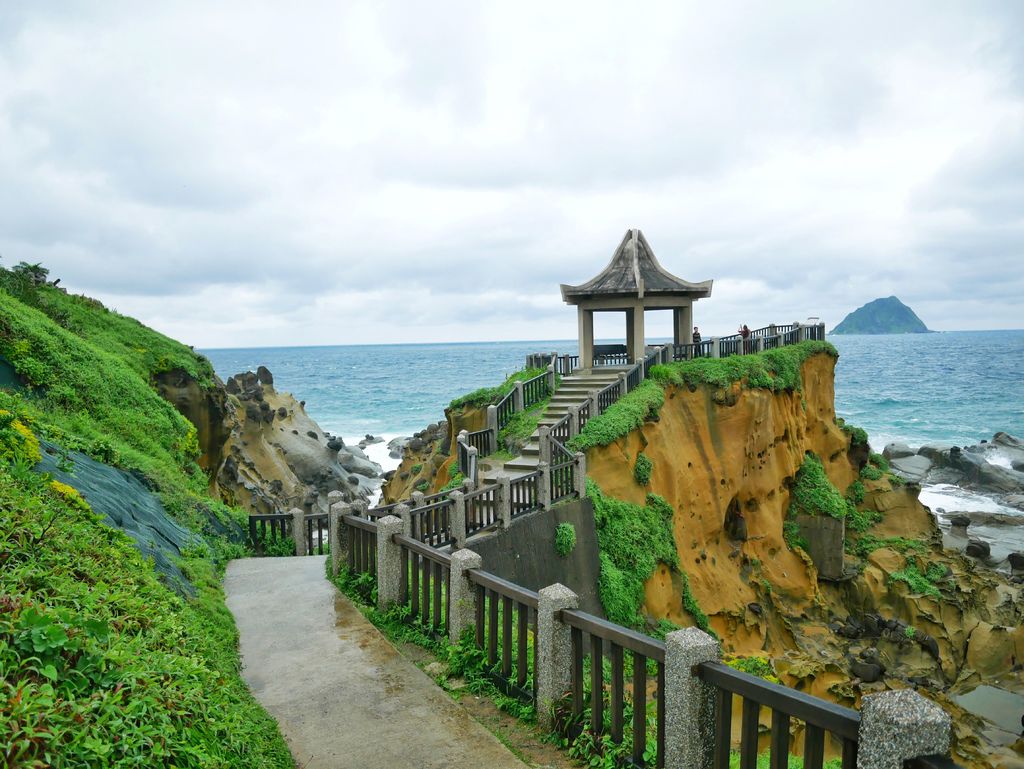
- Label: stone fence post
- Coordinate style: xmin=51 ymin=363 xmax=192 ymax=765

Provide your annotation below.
xmin=449 ymin=490 xmax=467 ymax=549
xmin=589 ymin=389 xmax=600 ymax=416
xmin=574 ymin=452 xmax=587 ymax=498
xmin=486 ymin=404 xmax=498 ymax=447
xmin=513 ymin=381 xmax=525 ymax=412
xmin=818 ymin=322 xmax=826 ymax=341
xmin=568 ymin=405 xmax=580 ymax=438
xmin=498 ymin=476 xmax=512 ymax=529
xmin=794 ymin=322 xmax=804 ymax=343
xmin=711 ymin=338 xmax=721 ymax=358
xmin=537 ymin=461 xmax=550 ymax=510
xmin=410 ymin=490 xmax=425 ymax=511
xmin=290 ymin=507 xmax=306 ymax=557
xmin=618 ymin=371 xmax=628 ymax=396
xmin=754 ymin=337 xmax=764 ymax=353
xmin=448 ymin=548 xmax=482 ymax=644
xmin=375 ymin=515 xmax=404 ymax=610
xmin=467 ymin=445 xmax=479 ymax=484
xmin=664 ymin=627 xmax=720 ymax=769
xmin=395 ymin=502 xmax=412 ymax=537
xmin=856 ymin=690 xmax=951 ymax=769
xmin=329 ymin=500 xmax=351 ymax=575
xmin=538 ymin=425 xmax=552 ymax=465
xmin=536 ymin=583 xmax=579 ymax=730
xmin=547 ymin=363 xmax=556 ymax=393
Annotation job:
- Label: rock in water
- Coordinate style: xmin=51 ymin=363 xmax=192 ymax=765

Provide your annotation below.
xmin=883 ymin=442 xmax=914 ymax=460
xmin=889 ymin=454 xmax=932 ymax=482
xmin=831 ymin=296 xmax=931 ymax=334
xmin=965 ymin=539 xmax=991 ymax=559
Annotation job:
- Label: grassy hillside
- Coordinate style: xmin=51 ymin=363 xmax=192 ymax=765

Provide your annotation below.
xmin=0 ymin=263 xmax=293 ymax=767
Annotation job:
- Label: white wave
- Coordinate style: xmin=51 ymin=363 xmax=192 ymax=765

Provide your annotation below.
xmin=919 ymin=483 xmax=1021 ymax=517
xmin=345 ymin=433 xmax=405 ymax=507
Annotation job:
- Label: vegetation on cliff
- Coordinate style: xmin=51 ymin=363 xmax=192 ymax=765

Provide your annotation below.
xmin=832 ymin=296 xmax=930 ymax=335
xmin=448 ymin=366 xmax=547 ymax=410
xmin=0 ymin=266 xmax=291 ymax=767
xmin=567 ymin=380 xmax=664 ymax=452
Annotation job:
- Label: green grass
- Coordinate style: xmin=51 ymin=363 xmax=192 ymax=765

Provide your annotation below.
xmin=888 ymin=561 xmax=948 ymax=600
xmin=633 ymin=453 xmax=653 ymax=486
xmin=567 ymin=380 xmax=664 ymax=452
xmin=498 ymin=399 xmax=548 ymax=450
xmin=788 ymin=454 xmax=849 ymax=520
xmin=449 ymin=367 xmax=547 ymax=410
xmin=836 ymin=418 xmax=868 ymax=447
xmin=555 ymin=522 xmax=576 ymax=556
xmin=846 ymin=533 xmax=927 ymax=558
xmin=649 ymin=341 xmax=837 ymax=393
xmin=587 ymin=480 xmax=679 ymax=627
xmin=0 ymin=465 xmax=291 ymax=768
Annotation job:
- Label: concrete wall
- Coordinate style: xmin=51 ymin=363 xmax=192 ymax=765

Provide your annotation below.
xmin=464 ymin=497 xmax=603 ymax=616
xmin=795 ymin=514 xmax=845 ymax=580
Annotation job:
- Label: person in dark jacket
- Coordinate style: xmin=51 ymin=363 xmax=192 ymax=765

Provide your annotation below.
xmin=692 ymin=326 xmax=702 ymax=358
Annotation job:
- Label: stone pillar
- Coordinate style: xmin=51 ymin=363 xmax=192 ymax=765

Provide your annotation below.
xmin=329 ymin=500 xmax=352 ymax=576
xmin=627 ymin=303 xmax=646 ymax=363
xmin=538 ymin=461 xmax=550 ymax=510
xmin=375 ymin=515 xmax=404 ymax=610
xmin=578 ymin=307 xmax=594 ymax=371
xmin=857 ymin=690 xmax=951 ymax=769
xmin=625 ymin=307 xmax=635 ymax=362
xmin=589 ymin=389 xmax=600 ymax=416
xmin=538 ymin=425 xmax=552 ymax=465
xmin=818 ymin=322 xmax=826 ymax=341
xmin=448 ymin=548 xmax=482 ymax=644
xmin=395 ymin=502 xmax=412 ymax=537
xmin=537 ymin=583 xmax=579 ymax=729
xmin=618 ymin=371 xmax=628 ymax=396
xmin=290 ymin=507 xmax=306 ymax=556
xmin=574 ymin=452 xmax=587 ymax=497
xmin=547 ymin=363 xmax=556 ymax=393
xmin=568 ymin=405 xmax=580 ymax=438
xmin=754 ymin=337 xmax=763 ymax=353
xmin=794 ymin=321 xmax=804 ymax=343
xmin=410 ymin=491 xmax=425 ymax=511
xmin=467 ymin=445 xmax=479 ymax=484
xmin=711 ymin=338 xmax=720 ymax=359
xmin=450 ymin=490 xmax=467 ymax=549
xmin=486 ymin=405 xmax=498 ymax=446
xmin=513 ymin=381 xmax=525 ymax=412
xmin=664 ymin=628 xmax=720 ymax=769
xmin=673 ymin=304 xmax=692 ymax=347
xmin=498 ymin=477 xmax=512 ymax=529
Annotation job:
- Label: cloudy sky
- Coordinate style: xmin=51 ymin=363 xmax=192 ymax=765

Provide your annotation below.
xmin=1 ymin=2 xmax=1021 ymax=348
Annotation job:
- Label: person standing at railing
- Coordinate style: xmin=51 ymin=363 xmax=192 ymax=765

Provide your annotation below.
xmin=738 ymin=324 xmax=751 ymax=353
xmin=692 ymin=326 xmax=702 ymax=358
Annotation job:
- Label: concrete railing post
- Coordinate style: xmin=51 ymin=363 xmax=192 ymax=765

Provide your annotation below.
xmin=856 ymin=690 xmax=951 ymax=769
xmin=290 ymin=507 xmax=306 ymax=556
xmin=513 ymin=381 xmax=525 ymax=412
xmin=794 ymin=321 xmax=804 ymax=343
xmin=755 ymin=337 xmax=763 ymax=353
xmin=818 ymin=321 xmax=826 ymax=341
xmin=410 ymin=491 xmax=425 ymax=511
xmin=547 ymin=363 xmax=556 ymax=393
xmin=450 ymin=490 xmax=467 ymax=549
xmin=536 ymin=583 xmax=579 ymax=730
xmin=711 ymin=338 xmax=720 ymax=358
xmin=375 ymin=515 xmax=404 ymax=610
xmin=538 ymin=425 xmax=552 ymax=465
xmin=395 ymin=502 xmax=412 ymax=537
xmin=589 ymin=389 xmax=600 ymax=416
xmin=618 ymin=371 xmax=628 ymax=396
xmin=486 ymin=405 xmax=498 ymax=449
xmin=467 ymin=445 xmax=479 ymax=484
xmin=537 ymin=461 xmax=551 ymax=509
xmin=498 ymin=476 xmax=512 ymax=529
xmin=664 ymin=628 xmax=720 ymax=769
xmin=449 ymin=548 xmax=482 ymax=644
xmin=329 ymin=500 xmax=352 ymax=576
xmin=568 ymin=405 xmax=580 ymax=438
xmin=574 ymin=452 xmax=587 ymax=497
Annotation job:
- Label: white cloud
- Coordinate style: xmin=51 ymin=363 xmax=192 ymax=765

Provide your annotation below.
xmin=0 ymin=0 xmax=1022 ymax=348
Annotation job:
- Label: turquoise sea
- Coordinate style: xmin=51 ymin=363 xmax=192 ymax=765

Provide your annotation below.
xmin=203 ymin=330 xmax=1024 ymax=450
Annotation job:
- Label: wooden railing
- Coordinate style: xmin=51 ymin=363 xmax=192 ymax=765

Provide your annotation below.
xmin=396 ymin=533 xmax=450 ymax=636
xmin=577 ymin=400 xmax=592 ymax=430
xmin=509 ymin=471 xmax=542 ymax=518
xmin=467 ymin=568 xmax=539 ymax=702
xmin=496 ymin=389 xmax=516 ymax=431
xmin=555 ymin=354 xmax=579 ymax=376
xmin=248 ymin=513 xmax=291 ymax=553
xmin=305 ymin=513 xmax=328 ymax=556
xmin=457 ymin=439 xmax=478 ymax=484
xmin=465 ymin=484 xmax=499 ymax=536
xmin=597 ymin=380 xmax=621 ymax=412
xmin=550 ymin=412 xmax=572 ymax=445
xmin=466 ymin=428 xmax=493 ymax=456
xmin=595 ymin=352 xmax=631 ymax=366
xmin=522 ymin=370 xmax=550 ymax=409
xmin=343 ymin=514 xmax=377 ymax=575
xmin=562 ymin=608 xmax=667 ymax=768
xmin=410 ymin=499 xmax=454 ymax=548
xmin=550 ymin=439 xmax=576 ymax=504
xmin=696 ymin=661 xmax=859 ymax=769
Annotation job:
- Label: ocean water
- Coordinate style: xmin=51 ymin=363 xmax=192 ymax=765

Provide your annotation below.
xmin=203 ymin=330 xmax=1024 ymax=451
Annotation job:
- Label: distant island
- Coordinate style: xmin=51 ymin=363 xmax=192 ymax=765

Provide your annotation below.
xmin=831 ymin=296 xmax=931 ymax=334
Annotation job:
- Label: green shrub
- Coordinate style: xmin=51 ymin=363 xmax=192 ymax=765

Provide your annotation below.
xmin=868 ymin=452 xmax=890 ymax=472
xmin=788 ymin=454 xmax=848 ymax=520
xmin=554 ymin=522 xmax=576 ymax=557
xmin=679 ymin=570 xmax=716 ymax=638
xmin=725 ymin=656 xmax=779 ymax=683
xmin=568 ymin=380 xmax=664 ymax=452
xmin=837 ymin=418 xmax=869 ymax=447
xmin=860 ymin=464 xmax=883 ymax=481
xmin=411 ymin=463 xmax=423 ymax=474
xmin=415 ymin=479 xmax=429 ymax=492
xmin=588 ymin=480 xmax=678 ymax=627
xmin=846 ymin=534 xmax=927 ymax=559
xmin=783 ymin=520 xmax=809 ymax=551
xmin=649 ymin=341 xmax=837 ymax=393
xmin=449 ymin=367 xmax=547 ymax=410
xmin=888 ymin=561 xmax=947 ymax=600
xmin=498 ymin=400 xmax=547 ymax=450
xmin=439 ymin=469 xmax=466 ymax=493
xmin=633 ymin=453 xmax=653 ymax=486
xmin=905 ymin=625 xmax=917 ymax=640
xmin=845 ymin=480 xmax=865 ymax=506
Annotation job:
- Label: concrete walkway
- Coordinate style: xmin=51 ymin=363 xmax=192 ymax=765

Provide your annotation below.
xmin=225 ymin=556 xmax=529 ymax=769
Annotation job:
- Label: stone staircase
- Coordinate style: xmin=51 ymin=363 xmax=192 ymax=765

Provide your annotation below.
xmin=497 ymin=367 xmax=627 ymax=476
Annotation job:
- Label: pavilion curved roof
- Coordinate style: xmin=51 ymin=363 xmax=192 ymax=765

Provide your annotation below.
xmin=560 ymin=229 xmax=713 ymax=305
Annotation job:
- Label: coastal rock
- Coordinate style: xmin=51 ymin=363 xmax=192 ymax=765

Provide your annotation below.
xmin=256 ymin=366 xmax=273 ymax=385
xmin=890 ymin=454 xmax=933 ymax=482
xmin=338 ymin=449 xmax=381 ymax=479
xmin=993 ymin=432 xmax=1024 ymax=450
xmin=1007 ymin=552 xmax=1024 ymax=575
xmin=918 ymin=443 xmax=955 ymax=465
xmin=949 ymin=514 xmax=970 ymax=529
xmin=883 ymin=442 xmax=915 ymax=460
xmin=388 ymin=436 xmax=410 ymax=459
xmin=850 ymin=660 xmax=884 ymax=683
xmin=965 ymin=539 xmax=991 ymax=559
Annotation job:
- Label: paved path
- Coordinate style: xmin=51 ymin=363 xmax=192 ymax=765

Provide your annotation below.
xmin=225 ymin=556 xmax=529 ymax=769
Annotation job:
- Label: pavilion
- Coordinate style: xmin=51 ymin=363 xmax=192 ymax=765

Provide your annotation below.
xmin=560 ymin=229 xmax=712 ymax=368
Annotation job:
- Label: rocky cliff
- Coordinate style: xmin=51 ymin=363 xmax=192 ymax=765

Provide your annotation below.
xmin=582 ymin=352 xmax=1022 ymax=767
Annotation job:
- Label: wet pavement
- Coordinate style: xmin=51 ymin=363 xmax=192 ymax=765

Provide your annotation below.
xmin=225 ymin=556 xmax=529 ymax=769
